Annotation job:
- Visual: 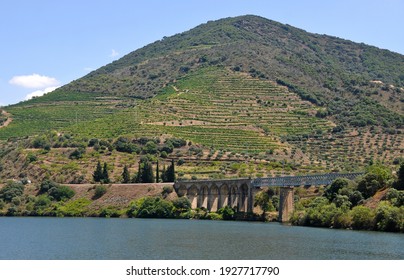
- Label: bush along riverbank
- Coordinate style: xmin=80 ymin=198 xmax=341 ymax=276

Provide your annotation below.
xmin=290 ymin=163 xmax=404 ymax=233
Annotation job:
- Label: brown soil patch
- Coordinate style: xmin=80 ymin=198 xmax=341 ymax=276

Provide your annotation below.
xmin=0 ymin=110 xmax=12 ymax=128
xmin=65 ymin=183 xmax=175 ymax=210
xmin=363 ymin=188 xmax=388 ymax=209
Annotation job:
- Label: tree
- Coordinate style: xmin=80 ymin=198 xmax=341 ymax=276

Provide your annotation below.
xmin=324 ymin=178 xmax=349 ymax=201
xmin=135 ymin=158 xmax=154 ymax=183
xmin=393 ymin=162 xmax=404 ymax=190
xmin=122 ymin=165 xmax=130 ymax=183
xmin=163 ymin=159 xmax=176 ymax=182
xmin=156 ymin=161 xmax=160 ymax=183
xmin=93 ymin=161 xmax=103 ymax=182
xmin=141 ymin=160 xmax=154 ymax=183
xmin=254 ymin=191 xmax=273 ymax=219
xmin=161 ymin=165 xmax=167 ymax=182
xmin=357 ymin=173 xmax=383 ymax=199
xmin=102 ymin=162 xmax=110 ymax=183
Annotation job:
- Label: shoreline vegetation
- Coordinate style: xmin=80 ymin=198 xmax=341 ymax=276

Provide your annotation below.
xmin=0 ymin=161 xmax=403 ymax=233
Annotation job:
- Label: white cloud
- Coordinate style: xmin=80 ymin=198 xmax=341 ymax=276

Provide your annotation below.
xmin=110 ymin=49 xmax=120 ymax=58
xmin=84 ymin=67 xmax=95 ymax=72
xmin=24 ymin=86 xmax=59 ymax=100
xmin=9 ymin=74 xmax=60 ymax=89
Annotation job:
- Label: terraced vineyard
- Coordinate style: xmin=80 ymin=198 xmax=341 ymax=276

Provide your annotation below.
xmin=64 ymin=67 xmax=333 ymax=154
xmin=0 ymin=92 xmax=132 ymax=140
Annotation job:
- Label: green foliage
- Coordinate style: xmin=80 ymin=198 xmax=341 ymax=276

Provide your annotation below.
xmin=374 ymin=201 xmax=403 ymax=232
xmin=48 ymin=185 xmax=75 ymax=201
xmin=350 ymin=206 xmax=375 ymax=230
xmin=127 ymin=197 xmax=174 ymax=218
xmin=217 ymin=206 xmax=235 ymax=220
xmin=93 ymin=161 xmax=103 ymax=182
xmin=365 ymin=164 xmax=392 ymax=184
xmin=122 ymin=165 xmax=131 ymax=183
xmin=99 ymin=206 xmax=121 ymax=217
xmin=172 ymin=196 xmax=191 ymax=211
xmin=324 ymin=178 xmax=349 ymax=201
xmin=393 ymin=162 xmax=404 ymax=190
xmin=135 ymin=157 xmax=154 ymax=183
xmin=93 ymin=185 xmax=107 ymax=199
xmin=254 ymin=191 xmax=273 ymax=218
xmin=206 ymin=212 xmax=223 ymax=220
xmin=0 ymin=181 xmax=25 ymax=202
xmin=384 ymin=188 xmax=404 ymax=207
xmin=26 ymin=152 xmax=38 ymax=163
xmin=162 ymin=159 xmax=175 ymax=182
xmin=56 ymin=198 xmax=91 ymax=217
xmin=69 ymin=147 xmax=85 ymax=160
xmin=114 ymin=137 xmax=140 ymax=154
xmin=102 ymin=162 xmax=110 ymax=184
xmin=143 ymin=141 xmax=158 ymax=154
xmin=357 ymin=173 xmax=384 ymax=199
xmin=34 ymin=195 xmax=52 ymax=211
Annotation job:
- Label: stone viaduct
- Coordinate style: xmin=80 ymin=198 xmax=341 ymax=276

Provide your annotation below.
xmin=174 ymin=173 xmax=363 ymax=222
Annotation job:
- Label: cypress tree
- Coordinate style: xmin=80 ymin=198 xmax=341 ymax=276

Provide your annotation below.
xmin=102 ymin=162 xmax=110 ymax=183
xmin=166 ymin=159 xmax=176 ymax=182
xmin=141 ymin=161 xmax=154 ymax=183
xmin=161 ymin=165 xmax=167 ymax=182
xmin=93 ymin=161 xmax=103 ymax=182
xmin=135 ymin=162 xmax=142 ymax=183
xmin=156 ymin=161 xmax=160 ymax=183
xmin=122 ymin=165 xmax=130 ymax=183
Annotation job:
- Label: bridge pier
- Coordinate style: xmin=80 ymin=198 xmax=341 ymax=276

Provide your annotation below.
xmin=279 ymin=187 xmax=294 ymax=222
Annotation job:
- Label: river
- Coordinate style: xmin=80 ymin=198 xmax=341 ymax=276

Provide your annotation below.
xmin=0 ymin=217 xmax=402 ymax=259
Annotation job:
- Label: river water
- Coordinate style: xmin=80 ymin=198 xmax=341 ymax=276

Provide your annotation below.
xmin=0 ymin=217 xmax=402 ymax=260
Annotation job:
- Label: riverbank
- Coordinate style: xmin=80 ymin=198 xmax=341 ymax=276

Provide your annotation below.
xmin=0 ymin=180 xmax=402 ymax=233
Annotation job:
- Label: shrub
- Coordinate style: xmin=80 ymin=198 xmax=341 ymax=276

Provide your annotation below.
xmin=127 ymin=197 xmax=174 ymax=218
xmin=69 ymin=147 xmax=85 ymax=160
xmin=0 ymin=181 xmax=25 ymax=202
xmin=34 ymin=195 xmax=52 ymax=209
xmin=26 ymin=153 xmax=38 ymax=163
xmin=351 ymin=206 xmax=375 ymax=230
xmin=374 ymin=202 xmax=402 ymax=232
xmin=217 ymin=206 xmax=235 ymax=220
xmin=357 ymin=174 xmax=384 ymax=199
xmin=56 ymin=198 xmax=91 ymax=217
xmin=48 ymin=185 xmax=75 ymax=201
xmin=173 ymin=197 xmax=191 ymax=211
xmin=39 ymin=180 xmax=59 ymax=194
xmin=324 ymin=178 xmax=349 ymax=201
xmin=143 ymin=141 xmax=158 ymax=154
xmin=162 ymin=186 xmax=173 ymax=196
xmin=99 ymin=207 xmax=121 ymax=218
xmin=93 ymin=185 xmax=107 ymax=199
xmin=206 ymin=212 xmax=222 ymax=220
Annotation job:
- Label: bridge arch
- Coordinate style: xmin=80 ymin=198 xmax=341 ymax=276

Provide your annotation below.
xmin=187 ymin=185 xmax=198 ymax=209
xmin=200 ymin=185 xmax=209 ymax=209
xmin=239 ymin=184 xmax=249 ymax=212
xmin=219 ymin=183 xmax=229 ymax=209
xmin=209 ymin=184 xmax=219 ymax=212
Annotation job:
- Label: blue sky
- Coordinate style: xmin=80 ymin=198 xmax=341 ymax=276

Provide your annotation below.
xmin=1 ymin=0 xmax=403 ymax=106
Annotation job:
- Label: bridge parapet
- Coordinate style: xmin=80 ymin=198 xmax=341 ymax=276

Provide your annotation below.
xmin=252 ymin=172 xmax=364 ymax=188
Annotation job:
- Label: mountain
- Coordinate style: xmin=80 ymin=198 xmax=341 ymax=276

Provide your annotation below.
xmin=0 ymin=15 xmax=403 ymax=183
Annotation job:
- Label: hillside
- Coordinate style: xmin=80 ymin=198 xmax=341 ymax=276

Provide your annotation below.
xmin=0 ymin=15 xmax=403 ymax=183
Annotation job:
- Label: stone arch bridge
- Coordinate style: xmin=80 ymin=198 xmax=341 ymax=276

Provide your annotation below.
xmin=174 ymin=173 xmax=363 ymax=222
